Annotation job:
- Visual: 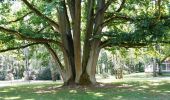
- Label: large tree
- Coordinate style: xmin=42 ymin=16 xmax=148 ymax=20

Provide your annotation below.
xmin=0 ymin=0 xmax=169 ymax=85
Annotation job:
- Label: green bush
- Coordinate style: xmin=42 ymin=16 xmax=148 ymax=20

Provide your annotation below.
xmin=36 ymin=68 xmax=52 ymax=80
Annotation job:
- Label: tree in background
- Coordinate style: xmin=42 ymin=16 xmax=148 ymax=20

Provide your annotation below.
xmin=0 ymin=0 xmax=169 ymax=85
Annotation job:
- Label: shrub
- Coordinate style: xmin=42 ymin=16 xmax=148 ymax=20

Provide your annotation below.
xmin=36 ymin=67 xmax=52 ymax=80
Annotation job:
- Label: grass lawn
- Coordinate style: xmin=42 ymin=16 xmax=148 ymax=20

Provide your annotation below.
xmin=0 ymin=75 xmax=170 ymax=100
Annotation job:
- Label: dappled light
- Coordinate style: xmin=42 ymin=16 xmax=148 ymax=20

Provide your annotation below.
xmin=93 ymin=93 xmax=104 ymax=97
xmin=0 ymin=0 xmax=170 ymax=99
xmin=35 ymin=90 xmax=56 ymax=94
xmin=0 ymin=90 xmax=9 ymax=93
xmin=69 ymin=90 xmax=78 ymax=94
xmin=0 ymin=78 xmax=170 ymax=100
xmin=3 ymin=96 xmax=21 ymax=100
xmin=114 ymin=96 xmax=123 ymax=100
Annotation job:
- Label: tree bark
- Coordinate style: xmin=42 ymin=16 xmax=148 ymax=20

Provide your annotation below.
xmin=57 ymin=1 xmax=75 ymax=85
xmin=73 ymin=0 xmax=82 ymax=83
xmin=80 ymin=41 xmax=101 ymax=85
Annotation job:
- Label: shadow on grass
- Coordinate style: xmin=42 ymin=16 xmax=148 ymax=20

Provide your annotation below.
xmin=0 ymin=80 xmax=170 ymax=100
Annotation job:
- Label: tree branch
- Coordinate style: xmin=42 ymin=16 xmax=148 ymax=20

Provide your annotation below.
xmin=100 ymin=39 xmax=170 ymax=48
xmin=0 ymin=26 xmax=63 ymax=47
xmin=0 ymin=42 xmax=42 ymax=53
xmin=21 ymin=0 xmax=59 ymax=32
xmin=103 ymin=14 xmax=169 ymax=27
xmin=103 ymin=14 xmax=134 ymax=26
xmin=0 ymin=26 xmax=23 ymax=38
xmin=6 ymin=11 xmax=32 ymax=24
xmin=100 ymin=40 xmax=148 ymax=48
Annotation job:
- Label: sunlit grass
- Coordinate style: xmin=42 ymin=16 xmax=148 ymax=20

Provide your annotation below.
xmin=0 ymin=75 xmax=170 ymax=100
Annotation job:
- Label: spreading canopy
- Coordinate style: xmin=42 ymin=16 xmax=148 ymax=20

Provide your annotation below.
xmin=0 ymin=0 xmax=169 ymax=85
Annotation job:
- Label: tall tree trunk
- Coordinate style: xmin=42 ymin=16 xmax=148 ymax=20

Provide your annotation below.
xmin=80 ymin=41 xmax=101 ymax=85
xmin=57 ymin=1 xmax=75 ymax=85
xmin=86 ymin=41 xmax=101 ymax=84
xmin=73 ymin=0 xmax=82 ymax=83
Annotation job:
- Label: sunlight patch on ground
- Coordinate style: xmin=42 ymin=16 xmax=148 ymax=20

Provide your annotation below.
xmin=0 ymin=90 xmax=9 ymax=93
xmin=137 ymin=88 xmax=143 ymax=91
xmin=3 ymin=96 xmax=21 ymax=100
xmin=94 ymin=92 xmax=104 ymax=97
xmin=165 ymin=91 xmax=170 ymax=93
xmin=35 ymin=90 xmax=56 ymax=94
xmin=86 ymin=91 xmax=105 ymax=97
xmin=151 ymin=82 xmax=160 ymax=86
xmin=139 ymin=85 xmax=149 ymax=88
xmin=86 ymin=91 xmax=93 ymax=94
xmin=117 ymin=84 xmax=133 ymax=88
xmin=33 ymin=86 xmax=45 ymax=89
xmin=47 ymin=85 xmax=62 ymax=90
xmin=151 ymin=90 xmax=161 ymax=93
xmin=114 ymin=96 xmax=123 ymax=100
xmin=69 ymin=90 xmax=77 ymax=93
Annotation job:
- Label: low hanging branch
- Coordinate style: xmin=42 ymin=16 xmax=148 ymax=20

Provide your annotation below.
xmin=0 ymin=42 xmax=42 ymax=53
xmin=0 ymin=26 xmax=63 ymax=47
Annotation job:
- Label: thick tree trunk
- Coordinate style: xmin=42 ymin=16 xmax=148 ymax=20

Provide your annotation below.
xmin=73 ymin=0 xmax=82 ymax=83
xmin=79 ymin=41 xmax=101 ymax=85
xmin=57 ymin=1 xmax=76 ymax=85
xmin=50 ymin=0 xmax=104 ymax=86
